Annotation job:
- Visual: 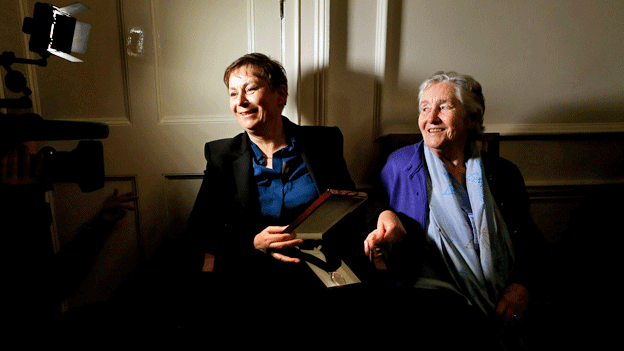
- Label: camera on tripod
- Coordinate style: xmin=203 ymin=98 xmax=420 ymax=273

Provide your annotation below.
xmin=1 ymin=2 xmax=108 ymax=192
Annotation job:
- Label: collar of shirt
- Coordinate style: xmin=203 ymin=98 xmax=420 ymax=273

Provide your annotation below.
xmin=249 ymin=125 xmax=298 ymax=171
xmin=248 ymin=123 xmax=317 ymax=222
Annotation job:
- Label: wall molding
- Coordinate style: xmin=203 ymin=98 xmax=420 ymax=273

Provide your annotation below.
xmin=153 ymin=0 xmax=258 ymax=125
xmin=488 ymin=122 xmax=624 ymax=136
xmin=116 ymin=0 xmax=133 ymax=125
xmin=382 ymin=122 xmax=624 ymax=137
xmin=48 ymin=175 xmax=141 ymax=254
xmin=526 ymin=182 xmax=624 ymax=244
xmin=313 ymin=0 xmax=330 ymax=126
xmin=13 ymin=0 xmax=132 ymax=125
xmin=373 ymin=0 xmax=389 ymax=139
xmin=291 ymin=0 xmax=302 ymax=125
xmin=527 ymin=182 xmax=624 ymax=199
xmin=247 ymin=0 xmax=257 ymax=53
xmin=162 ymin=173 xmax=203 ymax=181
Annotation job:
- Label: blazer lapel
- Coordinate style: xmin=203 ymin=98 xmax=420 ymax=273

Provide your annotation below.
xmin=301 ymin=149 xmax=324 ymax=196
xmin=231 ymin=133 xmax=254 ymax=211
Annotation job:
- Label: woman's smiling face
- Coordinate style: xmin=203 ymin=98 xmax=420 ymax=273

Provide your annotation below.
xmin=418 ymin=82 xmax=475 ymax=156
xmin=228 ymin=66 xmax=287 ymax=134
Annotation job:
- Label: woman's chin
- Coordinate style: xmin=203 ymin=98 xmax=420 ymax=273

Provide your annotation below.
xmin=237 ymin=116 xmax=261 ymax=130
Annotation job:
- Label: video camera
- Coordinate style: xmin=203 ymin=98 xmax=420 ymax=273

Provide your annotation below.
xmin=1 ymin=2 xmax=108 ymax=192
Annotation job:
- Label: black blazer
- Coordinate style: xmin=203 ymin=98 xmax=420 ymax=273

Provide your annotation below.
xmin=187 ymin=118 xmax=358 ymax=293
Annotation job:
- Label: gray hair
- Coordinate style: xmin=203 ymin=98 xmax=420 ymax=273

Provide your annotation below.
xmin=418 ymin=71 xmax=485 ymax=140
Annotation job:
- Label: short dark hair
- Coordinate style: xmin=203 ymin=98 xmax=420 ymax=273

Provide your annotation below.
xmin=223 ymin=53 xmax=288 ymax=91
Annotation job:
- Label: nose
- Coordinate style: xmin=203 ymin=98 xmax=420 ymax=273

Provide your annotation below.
xmin=235 ymin=91 xmax=248 ymax=107
xmin=423 ymin=106 xmax=442 ymax=123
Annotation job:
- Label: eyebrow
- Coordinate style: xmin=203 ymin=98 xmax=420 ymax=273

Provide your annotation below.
xmin=229 ymin=80 xmax=257 ymax=90
xmin=421 ymin=98 xmax=451 ymax=105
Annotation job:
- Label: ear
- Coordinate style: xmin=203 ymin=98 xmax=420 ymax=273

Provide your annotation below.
xmin=468 ymin=119 xmax=478 ymax=130
xmin=465 ymin=115 xmax=481 ymax=141
xmin=464 ymin=112 xmax=478 ymax=129
xmin=277 ymin=84 xmax=288 ymax=106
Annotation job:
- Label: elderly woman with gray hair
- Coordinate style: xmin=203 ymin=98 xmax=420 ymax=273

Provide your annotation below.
xmin=365 ymin=71 xmax=543 ymax=346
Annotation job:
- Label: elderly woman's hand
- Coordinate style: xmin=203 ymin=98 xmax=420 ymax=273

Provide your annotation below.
xmin=253 ymin=226 xmax=304 ymax=263
xmin=496 ymin=282 xmax=530 ymax=328
xmin=364 ymin=210 xmax=407 ymax=257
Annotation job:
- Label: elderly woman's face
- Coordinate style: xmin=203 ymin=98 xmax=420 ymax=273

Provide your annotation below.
xmin=228 ymin=66 xmax=286 ymax=133
xmin=418 ymin=82 xmax=474 ymax=156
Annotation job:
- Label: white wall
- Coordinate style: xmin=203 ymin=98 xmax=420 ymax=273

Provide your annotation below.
xmin=326 ymin=0 xmax=624 ymax=189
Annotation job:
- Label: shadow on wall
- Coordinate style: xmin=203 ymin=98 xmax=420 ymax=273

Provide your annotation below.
xmin=531 ymin=184 xmax=623 ymax=347
xmin=290 ymin=0 xmax=391 ymax=187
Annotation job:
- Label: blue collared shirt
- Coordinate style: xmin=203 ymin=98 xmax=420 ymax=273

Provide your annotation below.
xmin=250 ymin=131 xmax=318 ymax=224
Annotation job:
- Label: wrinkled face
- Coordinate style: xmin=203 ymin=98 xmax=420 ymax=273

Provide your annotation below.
xmin=418 ymin=82 xmax=474 ymax=156
xmin=228 ymin=66 xmax=287 ymax=133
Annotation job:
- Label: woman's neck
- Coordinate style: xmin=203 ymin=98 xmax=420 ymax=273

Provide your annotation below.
xmin=248 ymin=122 xmax=288 ymax=167
xmin=432 ymin=145 xmax=469 ymax=188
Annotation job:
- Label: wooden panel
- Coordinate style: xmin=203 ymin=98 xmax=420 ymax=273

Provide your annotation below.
xmin=1 ymin=0 xmax=30 ymax=116
xmin=163 ymin=173 xmax=203 ymax=238
xmin=28 ymin=0 xmax=131 ymax=125
xmin=527 ymin=183 xmax=624 ymax=245
xmin=154 ymin=0 xmax=250 ymax=123
xmin=50 ymin=177 xmax=139 ymax=310
xmin=379 ymin=132 xmax=500 ymax=160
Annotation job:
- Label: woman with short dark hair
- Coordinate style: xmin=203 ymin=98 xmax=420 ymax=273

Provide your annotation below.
xmin=188 ymin=53 xmax=358 ymax=297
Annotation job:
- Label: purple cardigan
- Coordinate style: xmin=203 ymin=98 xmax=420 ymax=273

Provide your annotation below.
xmin=379 ymin=140 xmax=544 ymax=290
xmin=380 ymin=141 xmax=429 ymax=231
